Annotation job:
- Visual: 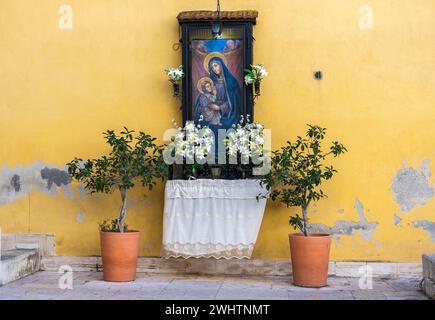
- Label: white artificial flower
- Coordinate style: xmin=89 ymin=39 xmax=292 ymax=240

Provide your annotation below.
xmin=244 ymin=75 xmax=255 ymax=85
xmin=165 ymin=65 xmax=184 ymax=82
xmin=245 ymin=64 xmax=268 ymax=84
xmin=171 ymin=120 xmax=213 ymax=162
xmin=224 ymin=116 xmax=266 ymax=163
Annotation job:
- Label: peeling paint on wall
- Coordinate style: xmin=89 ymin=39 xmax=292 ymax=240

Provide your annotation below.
xmin=10 ymin=174 xmax=20 ymax=192
xmin=308 ymin=198 xmax=378 ymax=241
xmin=75 ymin=212 xmax=86 ymax=223
xmin=355 ymin=198 xmax=365 ymax=221
xmin=40 ymin=167 xmax=71 ymax=189
xmin=393 ymin=214 xmax=402 ymax=226
xmin=391 ymin=160 xmax=434 ymax=212
xmin=0 ymin=162 xmax=72 ymax=205
xmin=413 ymin=220 xmax=435 ymax=241
xmin=77 ymin=186 xmax=89 ymax=198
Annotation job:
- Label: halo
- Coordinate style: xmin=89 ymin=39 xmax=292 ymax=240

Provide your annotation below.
xmin=197 ymin=77 xmax=213 ymax=94
xmin=203 ymin=52 xmax=227 ymax=73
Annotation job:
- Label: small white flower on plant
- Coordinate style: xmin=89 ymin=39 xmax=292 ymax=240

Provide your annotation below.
xmin=165 ymin=65 xmax=184 ymax=82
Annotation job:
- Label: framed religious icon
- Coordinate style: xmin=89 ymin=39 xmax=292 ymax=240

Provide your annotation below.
xmin=177 ymin=11 xmax=258 ymax=133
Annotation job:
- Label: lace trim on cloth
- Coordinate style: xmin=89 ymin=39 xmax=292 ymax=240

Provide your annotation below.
xmin=161 ymin=242 xmax=255 ymax=259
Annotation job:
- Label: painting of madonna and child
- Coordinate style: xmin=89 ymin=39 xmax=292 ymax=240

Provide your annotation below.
xmin=191 ymin=39 xmax=244 ymax=134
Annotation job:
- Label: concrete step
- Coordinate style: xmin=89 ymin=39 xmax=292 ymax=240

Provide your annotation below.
xmin=422 ymin=254 xmax=435 ymax=299
xmin=422 ymin=254 xmax=435 ymax=280
xmin=0 ymin=249 xmax=40 ymax=286
xmin=422 ymin=278 xmax=434 ymax=299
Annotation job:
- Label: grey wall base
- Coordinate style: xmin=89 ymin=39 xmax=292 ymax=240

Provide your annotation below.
xmin=41 ymin=256 xmax=422 ymax=279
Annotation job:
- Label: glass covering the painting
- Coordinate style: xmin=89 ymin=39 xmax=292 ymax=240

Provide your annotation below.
xmin=191 ymin=38 xmax=244 ymax=133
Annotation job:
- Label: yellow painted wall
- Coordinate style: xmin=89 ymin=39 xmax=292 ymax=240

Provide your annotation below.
xmin=0 ymin=0 xmax=434 ymax=261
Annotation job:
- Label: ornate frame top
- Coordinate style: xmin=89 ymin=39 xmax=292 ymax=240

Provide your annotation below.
xmin=177 ymin=10 xmax=258 ymax=24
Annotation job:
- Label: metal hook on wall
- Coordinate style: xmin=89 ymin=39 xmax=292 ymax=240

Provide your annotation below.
xmin=172 ymin=25 xmax=182 ymax=51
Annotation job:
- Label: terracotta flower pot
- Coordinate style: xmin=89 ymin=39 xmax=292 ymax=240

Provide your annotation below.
xmin=289 ymin=233 xmax=332 ymax=288
xmin=100 ymin=231 xmax=140 ymax=282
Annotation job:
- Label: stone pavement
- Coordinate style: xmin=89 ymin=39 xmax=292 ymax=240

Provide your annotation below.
xmin=0 ymin=271 xmax=429 ymax=300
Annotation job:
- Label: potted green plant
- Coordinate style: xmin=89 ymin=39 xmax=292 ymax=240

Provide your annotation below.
xmin=261 ymin=125 xmax=347 ymax=287
xmin=67 ymin=128 xmax=167 ymax=282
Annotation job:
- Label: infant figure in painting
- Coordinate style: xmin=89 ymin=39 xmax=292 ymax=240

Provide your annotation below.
xmin=197 ymin=78 xmax=222 ymax=126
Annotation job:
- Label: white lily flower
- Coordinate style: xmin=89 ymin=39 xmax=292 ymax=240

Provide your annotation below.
xmin=223 ymin=116 xmax=266 ymax=163
xmin=165 ymin=65 xmax=185 ymax=82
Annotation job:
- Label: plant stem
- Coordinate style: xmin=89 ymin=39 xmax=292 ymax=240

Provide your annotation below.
xmin=118 ymin=188 xmax=127 ymax=232
xmin=302 ymin=205 xmax=309 ymax=236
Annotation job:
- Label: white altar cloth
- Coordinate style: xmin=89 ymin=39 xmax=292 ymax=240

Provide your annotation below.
xmin=162 ymin=179 xmax=268 ymax=259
